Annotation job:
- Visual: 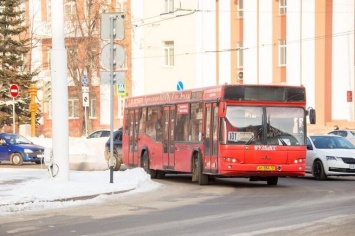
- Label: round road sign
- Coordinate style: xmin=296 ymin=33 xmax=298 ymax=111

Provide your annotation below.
xmin=10 ymin=84 xmax=19 ymax=98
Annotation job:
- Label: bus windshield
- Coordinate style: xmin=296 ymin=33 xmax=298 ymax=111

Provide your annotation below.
xmin=225 ymin=106 xmax=305 ymax=145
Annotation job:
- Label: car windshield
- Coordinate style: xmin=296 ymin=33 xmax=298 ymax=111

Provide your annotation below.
xmin=310 ymin=136 xmax=355 ymax=149
xmin=3 ymin=134 xmax=32 ymax=145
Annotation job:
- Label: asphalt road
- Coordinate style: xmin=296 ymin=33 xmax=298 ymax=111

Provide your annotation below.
xmin=1 ymin=172 xmax=355 ymax=236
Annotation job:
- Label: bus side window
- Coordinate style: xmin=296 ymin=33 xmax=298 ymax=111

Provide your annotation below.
xmin=124 ymin=109 xmax=130 ymax=135
xmin=139 ymin=108 xmax=147 ymax=133
xmin=156 ymin=108 xmax=163 ymax=141
xmin=176 ymin=114 xmax=188 ymax=141
xmin=190 ymin=103 xmax=203 ymax=141
xmin=146 ymin=109 xmax=157 ymax=139
xmin=146 ymin=107 xmax=162 ymax=141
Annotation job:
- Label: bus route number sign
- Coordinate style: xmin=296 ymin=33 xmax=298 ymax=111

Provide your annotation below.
xmin=228 ymin=132 xmax=254 ymax=142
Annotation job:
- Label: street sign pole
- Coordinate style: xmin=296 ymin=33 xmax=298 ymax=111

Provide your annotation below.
xmin=109 ymin=15 xmax=116 ymax=184
xmin=100 ymin=13 xmax=125 ymax=183
xmin=12 ymin=97 xmax=15 ymax=134
xmin=9 ymin=84 xmax=19 ymax=134
xmin=83 ymin=105 xmax=87 ymax=137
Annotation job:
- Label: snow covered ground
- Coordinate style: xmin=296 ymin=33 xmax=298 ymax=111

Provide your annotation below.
xmin=0 ymin=136 xmax=161 ymax=215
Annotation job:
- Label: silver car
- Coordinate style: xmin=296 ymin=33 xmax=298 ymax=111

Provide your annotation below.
xmin=328 ymin=130 xmax=355 ymax=144
xmin=306 ymin=135 xmax=355 ymax=180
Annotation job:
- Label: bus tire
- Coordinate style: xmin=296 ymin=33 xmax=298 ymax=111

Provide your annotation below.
xmin=198 ymin=153 xmax=209 ymax=185
xmin=142 ymin=151 xmax=157 ymax=178
xmin=156 ymin=171 xmax=165 ymax=179
xmin=266 ymin=177 xmax=278 ymax=186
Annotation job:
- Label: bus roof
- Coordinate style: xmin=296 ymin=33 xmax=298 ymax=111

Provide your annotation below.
xmin=125 ymin=84 xmax=306 ymax=107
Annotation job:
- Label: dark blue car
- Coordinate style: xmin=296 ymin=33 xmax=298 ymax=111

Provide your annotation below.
xmin=0 ymin=133 xmax=44 ymax=165
xmin=104 ymin=128 xmax=123 ymax=171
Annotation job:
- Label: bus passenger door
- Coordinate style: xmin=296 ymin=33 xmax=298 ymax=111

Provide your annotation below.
xmin=128 ymin=109 xmax=140 ymax=167
xmin=162 ymin=106 xmax=175 ymax=170
xmin=203 ymin=103 xmax=218 ymax=173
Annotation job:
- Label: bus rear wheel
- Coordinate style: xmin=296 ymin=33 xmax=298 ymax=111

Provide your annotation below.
xmin=142 ymin=151 xmax=157 ymax=178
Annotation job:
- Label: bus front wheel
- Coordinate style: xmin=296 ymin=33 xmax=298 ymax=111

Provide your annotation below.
xmin=196 ymin=153 xmax=208 ymax=185
xmin=266 ymin=177 xmax=278 ymax=186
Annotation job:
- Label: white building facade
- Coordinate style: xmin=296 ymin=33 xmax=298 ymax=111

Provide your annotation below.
xmin=131 ymin=0 xmax=355 ymax=130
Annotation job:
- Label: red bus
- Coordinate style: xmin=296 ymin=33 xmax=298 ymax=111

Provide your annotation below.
xmin=122 ymin=84 xmax=316 ymax=185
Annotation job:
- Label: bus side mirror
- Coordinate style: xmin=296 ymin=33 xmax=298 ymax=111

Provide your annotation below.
xmin=308 ymin=108 xmax=316 ymax=124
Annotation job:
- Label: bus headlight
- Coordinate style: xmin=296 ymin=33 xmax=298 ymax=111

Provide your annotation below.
xmin=223 ymin=157 xmax=238 ymax=163
xmin=294 ymin=158 xmax=305 ymax=164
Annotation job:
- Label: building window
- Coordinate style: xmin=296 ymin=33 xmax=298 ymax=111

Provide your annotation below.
xmin=164 ymin=41 xmax=174 ymax=66
xmin=237 ymin=42 xmax=244 ymax=68
xmin=89 ymin=98 xmax=96 ymax=118
xmin=164 ymin=0 xmax=174 ymax=13
xmin=68 ymin=98 xmax=79 ymax=118
xmin=279 ymin=40 xmax=286 ymax=66
xmin=67 ymin=45 xmax=78 ymax=68
xmin=48 ymin=98 xmax=78 ymax=118
xmin=237 ymin=0 xmax=243 ymax=18
xmin=116 ymin=0 xmax=124 ymax=12
xmin=279 ymin=0 xmax=287 ymax=15
xmin=64 ymin=0 xmax=77 ymax=21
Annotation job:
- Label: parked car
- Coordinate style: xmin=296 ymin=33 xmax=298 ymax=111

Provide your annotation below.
xmin=306 ymin=134 xmax=355 ymax=180
xmin=328 ymin=129 xmax=355 ymax=144
xmin=0 ymin=133 xmax=44 ymax=165
xmin=104 ymin=128 xmax=123 ymax=171
xmin=87 ymin=129 xmax=110 ymax=139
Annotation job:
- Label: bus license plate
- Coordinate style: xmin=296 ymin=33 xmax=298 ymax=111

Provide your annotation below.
xmin=350 ymin=164 xmax=355 ymax=169
xmin=257 ymin=166 xmax=275 ymax=171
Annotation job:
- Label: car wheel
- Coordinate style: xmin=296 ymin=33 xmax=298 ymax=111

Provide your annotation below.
xmin=106 ymin=151 xmax=122 ymax=171
xmin=313 ymin=160 xmax=327 ymax=180
xmin=266 ymin=177 xmax=278 ymax=186
xmin=112 ymin=152 xmax=122 ymax=171
xmin=11 ymin=153 xmax=23 ymax=166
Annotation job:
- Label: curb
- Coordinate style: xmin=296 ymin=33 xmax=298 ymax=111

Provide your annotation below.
xmin=0 ymin=188 xmax=135 ymax=207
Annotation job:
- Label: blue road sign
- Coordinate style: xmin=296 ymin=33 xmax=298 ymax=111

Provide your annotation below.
xmin=82 ymin=76 xmax=88 ymax=85
xmin=177 ymin=81 xmax=184 ymax=91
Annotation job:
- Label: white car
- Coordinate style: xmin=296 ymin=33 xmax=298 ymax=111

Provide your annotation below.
xmin=328 ymin=130 xmax=355 ymax=144
xmin=87 ymin=129 xmax=110 ymax=139
xmin=306 ymin=135 xmax=355 ymax=180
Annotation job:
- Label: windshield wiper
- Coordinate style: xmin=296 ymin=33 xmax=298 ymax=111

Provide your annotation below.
xmin=245 ymin=127 xmax=263 ymax=145
xmin=278 ymin=138 xmax=288 ymax=146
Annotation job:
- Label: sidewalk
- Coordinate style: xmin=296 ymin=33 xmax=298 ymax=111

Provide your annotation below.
xmin=0 ymin=167 xmax=160 ymax=214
